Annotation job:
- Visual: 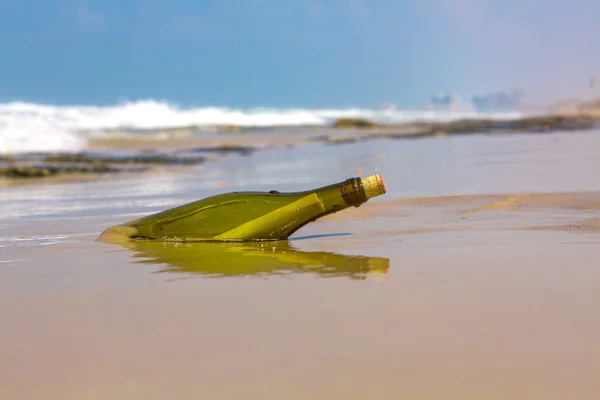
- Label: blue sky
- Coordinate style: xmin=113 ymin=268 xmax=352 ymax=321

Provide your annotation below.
xmin=0 ymin=0 xmax=598 ymax=108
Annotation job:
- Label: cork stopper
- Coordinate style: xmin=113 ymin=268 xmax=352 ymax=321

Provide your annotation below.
xmin=361 ymin=174 xmax=386 ymax=200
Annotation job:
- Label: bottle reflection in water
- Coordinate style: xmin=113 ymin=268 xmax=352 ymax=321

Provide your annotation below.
xmin=130 ymin=240 xmax=390 ymax=281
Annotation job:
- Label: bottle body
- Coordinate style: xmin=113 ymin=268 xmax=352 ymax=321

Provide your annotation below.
xmin=99 ymin=174 xmax=386 ymax=242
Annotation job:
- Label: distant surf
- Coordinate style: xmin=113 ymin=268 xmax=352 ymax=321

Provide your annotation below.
xmin=0 ymin=100 xmax=523 ymax=154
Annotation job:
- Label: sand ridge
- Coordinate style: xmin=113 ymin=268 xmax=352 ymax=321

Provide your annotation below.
xmin=315 ymin=191 xmax=600 ymax=236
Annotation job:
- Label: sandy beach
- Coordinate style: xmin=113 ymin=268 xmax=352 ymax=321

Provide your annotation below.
xmin=1 ymin=128 xmax=600 ymax=399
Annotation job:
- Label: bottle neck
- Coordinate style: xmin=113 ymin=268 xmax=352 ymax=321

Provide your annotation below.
xmin=314 ymin=174 xmax=386 ymax=209
xmin=276 ymin=176 xmax=383 ymax=240
xmin=340 ymin=177 xmax=368 ymax=207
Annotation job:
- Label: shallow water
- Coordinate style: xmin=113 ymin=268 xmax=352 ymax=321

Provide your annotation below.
xmin=1 ymin=131 xmax=600 ymax=399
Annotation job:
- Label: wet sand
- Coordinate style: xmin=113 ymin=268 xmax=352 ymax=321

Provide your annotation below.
xmin=1 ymin=130 xmax=600 ymax=399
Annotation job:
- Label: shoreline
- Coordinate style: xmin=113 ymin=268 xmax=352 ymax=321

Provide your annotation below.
xmin=2 ymin=112 xmax=599 ymax=186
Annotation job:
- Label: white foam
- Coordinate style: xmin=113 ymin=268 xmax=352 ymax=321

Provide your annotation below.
xmin=0 ymin=100 xmax=523 ymax=154
xmin=0 ymin=112 xmax=86 ymax=155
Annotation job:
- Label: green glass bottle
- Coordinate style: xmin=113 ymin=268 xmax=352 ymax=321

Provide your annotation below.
xmin=99 ymin=174 xmax=386 ymax=242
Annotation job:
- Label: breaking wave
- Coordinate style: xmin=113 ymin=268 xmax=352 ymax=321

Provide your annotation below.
xmin=0 ymin=100 xmax=522 ymax=154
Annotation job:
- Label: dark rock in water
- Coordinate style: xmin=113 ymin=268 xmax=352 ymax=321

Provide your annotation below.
xmin=42 ymin=153 xmax=92 ymax=163
xmin=2 ymin=150 xmax=208 ymax=181
xmin=333 ymin=118 xmax=379 ymax=129
xmin=508 ymin=115 xmax=596 ymax=132
xmin=2 ymin=150 xmax=209 ymax=181
xmin=427 ymin=119 xmax=497 ymax=134
xmin=101 ymin=154 xmax=205 ymax=165
xmin=186 ymin=145 xmax=256 ymax=156
xmin=0 ymin=164 xmax=118 ymax=179
xmin=426 ymin=115 xmax=598 ymax=135
xmin=43 ymin=153 xmax=206 ymax=165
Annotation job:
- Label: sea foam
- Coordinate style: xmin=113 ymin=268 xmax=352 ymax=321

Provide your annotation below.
xmin=0 ymin=100 xmax=522 ymax=154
